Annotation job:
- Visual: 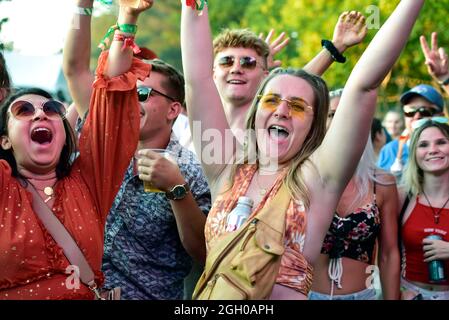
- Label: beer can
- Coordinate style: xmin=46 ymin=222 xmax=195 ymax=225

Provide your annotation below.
xmin=426 ymin=235 xmax=446 ymax=283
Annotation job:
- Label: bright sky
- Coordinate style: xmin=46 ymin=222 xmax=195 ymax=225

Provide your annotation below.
xmin=0 ymin=0 xmax=110 ymax=56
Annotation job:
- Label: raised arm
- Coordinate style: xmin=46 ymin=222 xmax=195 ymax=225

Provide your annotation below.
xmin=62 ymin=0 xmax=95 ymax=119
xmin=181 ymin=3 xmax=235 ymax=182
xmin=77 ymin=0 xmax=152 ymax=221
xmin=303 ymin=11 xmax=367 ymax=76
xmin=316 ymin=0 xmax=425 ymax=192
xmin=420 ymin=32 xmax=449 ymax=95
xmin=106 ymin=1 xmax=153 ymax=77
xmin=377 ymin=175 xmax=401 ymax=300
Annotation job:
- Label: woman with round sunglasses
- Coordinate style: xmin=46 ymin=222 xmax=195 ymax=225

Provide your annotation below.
xmin=0 ymin=1 xmax=153 ymax=299
xmin=181 ymin=1 xmax=424 ymax=299
xmin=399 ymin=118 xmax=449 ymax=300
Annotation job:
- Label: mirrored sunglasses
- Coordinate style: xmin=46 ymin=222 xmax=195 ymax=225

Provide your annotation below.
xmin=137 ymin=86 xmax=176 ymax=103
xmin=217 ymin=55 xmax=259 ymax=70
xmin=9 ymin=100 xmax=66 ymax=121
xmin=412 ymin=116 xmax=449 ymax=130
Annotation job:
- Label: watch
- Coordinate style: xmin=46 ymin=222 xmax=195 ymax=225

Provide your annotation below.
xmin=165 ymin=183 xmax=190 ymax=200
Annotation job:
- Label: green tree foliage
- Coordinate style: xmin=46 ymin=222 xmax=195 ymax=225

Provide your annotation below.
xmin=88 ymin=0 xmax=449 ymax=115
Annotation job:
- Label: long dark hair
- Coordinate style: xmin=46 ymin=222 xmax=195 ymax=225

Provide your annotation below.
xmin=0 ymin=88 xmax=76 ymax=179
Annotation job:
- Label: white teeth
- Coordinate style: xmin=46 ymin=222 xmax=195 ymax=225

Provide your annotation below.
xmin=228 ymin=80 xmax=245 ymax=84
xmin=34 ymin=128 xmax=50 ymax=133
xmin=269 ymin=125 xmax=289 ymax=139
xmin=270 ymin=125 xmax=289 ymax=134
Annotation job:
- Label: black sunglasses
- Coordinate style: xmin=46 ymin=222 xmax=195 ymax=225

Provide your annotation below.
xmin=137 ymin=86 xmax=176 ymax=103
xmin=403 ymin=106 xmax=437 ymax=118
xmin=217 ymin=55 xmax=259 ymax=70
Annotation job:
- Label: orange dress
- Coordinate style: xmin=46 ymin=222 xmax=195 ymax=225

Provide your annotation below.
xmin=0 ymin=52 xmax=150 ymax=300
xmin=205 ymin=164 xmax=313 ymax=296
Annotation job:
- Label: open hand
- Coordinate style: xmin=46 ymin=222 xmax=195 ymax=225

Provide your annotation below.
xmin=423 ymin=237 xmax=449 ymax=262
xmin=259 ymin=29 xmax=290 ymax=69
xmin=420 ymin=32 xmax=449 ymax=83
xmin=332 ymin=11 xmax=367 ymax=53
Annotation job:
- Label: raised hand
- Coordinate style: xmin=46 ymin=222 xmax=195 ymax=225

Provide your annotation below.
xmin=259 ymin=29 xmax=290 ymax=69
xmin=332 ymin=11 xmax=367 ymax=53
xmin=120 ymin=0 xmax=154 ymax=16
xmin=420 ymin=32 xmax=449 ymax=83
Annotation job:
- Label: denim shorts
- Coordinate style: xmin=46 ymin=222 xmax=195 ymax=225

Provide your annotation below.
xmin=401 ymin=278 xmax=449 ymax=300
xmin=308 ymin=288 xmax=377 ymax=300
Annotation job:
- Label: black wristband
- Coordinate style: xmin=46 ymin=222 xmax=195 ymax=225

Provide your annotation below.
xmin=321 ymin=39 xmax=346 ymax=64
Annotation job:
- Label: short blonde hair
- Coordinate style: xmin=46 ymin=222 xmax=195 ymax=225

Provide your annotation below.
xmin=213 ymin=29 xmax=270 ymax=68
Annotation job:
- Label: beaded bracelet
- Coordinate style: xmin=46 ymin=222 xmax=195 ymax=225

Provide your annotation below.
xmin=98 ymin=23 xmax=138 ymax=50
xmin=321 ymin=39 xmax=346 ymax=64
xmin=113 ymin=34 xmax=141 ymax=54
xmin=74 ymin=6 xmax=93 ymax=16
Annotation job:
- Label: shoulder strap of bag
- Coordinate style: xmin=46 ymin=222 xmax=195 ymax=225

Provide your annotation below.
xmin=25 ymin=183 xmax=98 ymax=291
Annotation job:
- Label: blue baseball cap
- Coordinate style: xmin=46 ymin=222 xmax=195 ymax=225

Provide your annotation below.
xmin=400 ymin=84 xmax=445 ymax=113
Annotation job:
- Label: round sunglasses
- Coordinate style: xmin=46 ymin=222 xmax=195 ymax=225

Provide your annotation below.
xmin=137 ymin=86 xmax=176 ymax=103
xmin=9 ymin=100 xmax=66 ymax=121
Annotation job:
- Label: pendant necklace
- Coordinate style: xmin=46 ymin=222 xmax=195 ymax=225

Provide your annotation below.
xmin=422 ymin=191 xmax=449 ymax=224
xmin=27 ymin=180 xmax=55 ymax=203
xmin=256 ymin=173 xmax=268 ymax=197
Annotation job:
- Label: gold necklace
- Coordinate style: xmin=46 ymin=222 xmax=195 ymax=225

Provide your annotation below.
xmin=255 ymin=171 xmax=276 ymax=197
xmin=422 ymin=191 xmax=449 ymax=224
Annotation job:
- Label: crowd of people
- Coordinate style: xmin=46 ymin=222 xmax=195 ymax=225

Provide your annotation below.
xmin=1 ymin=0 xmax=448 ymax=300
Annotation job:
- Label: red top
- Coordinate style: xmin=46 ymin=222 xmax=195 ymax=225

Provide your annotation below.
xmin=402 ymin=198 xmax=449 ymax=285
xmin=0 ymin=52 xmax=150 ymax=300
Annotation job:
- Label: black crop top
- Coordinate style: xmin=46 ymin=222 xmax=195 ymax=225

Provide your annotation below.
xmin=321 ymin=181 xmax=380 ymax=264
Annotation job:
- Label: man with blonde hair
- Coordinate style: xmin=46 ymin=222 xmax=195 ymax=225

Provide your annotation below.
xmin=211 ymin=12 xmax=368 ymax=135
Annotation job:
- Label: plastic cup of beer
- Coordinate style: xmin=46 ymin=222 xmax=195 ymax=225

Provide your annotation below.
xmin=138 ymin=149 xmax=176 ymax=193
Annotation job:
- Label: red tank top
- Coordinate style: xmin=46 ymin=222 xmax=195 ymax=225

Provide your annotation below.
xmin=402 ymin=198 xmax=449 ymax=285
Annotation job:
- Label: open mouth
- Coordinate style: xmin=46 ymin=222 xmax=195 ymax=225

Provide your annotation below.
xmin=30 ymin=127 xmax=53 ymax=144
xmin=268 ymin=125 xmax=290 ymax=139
